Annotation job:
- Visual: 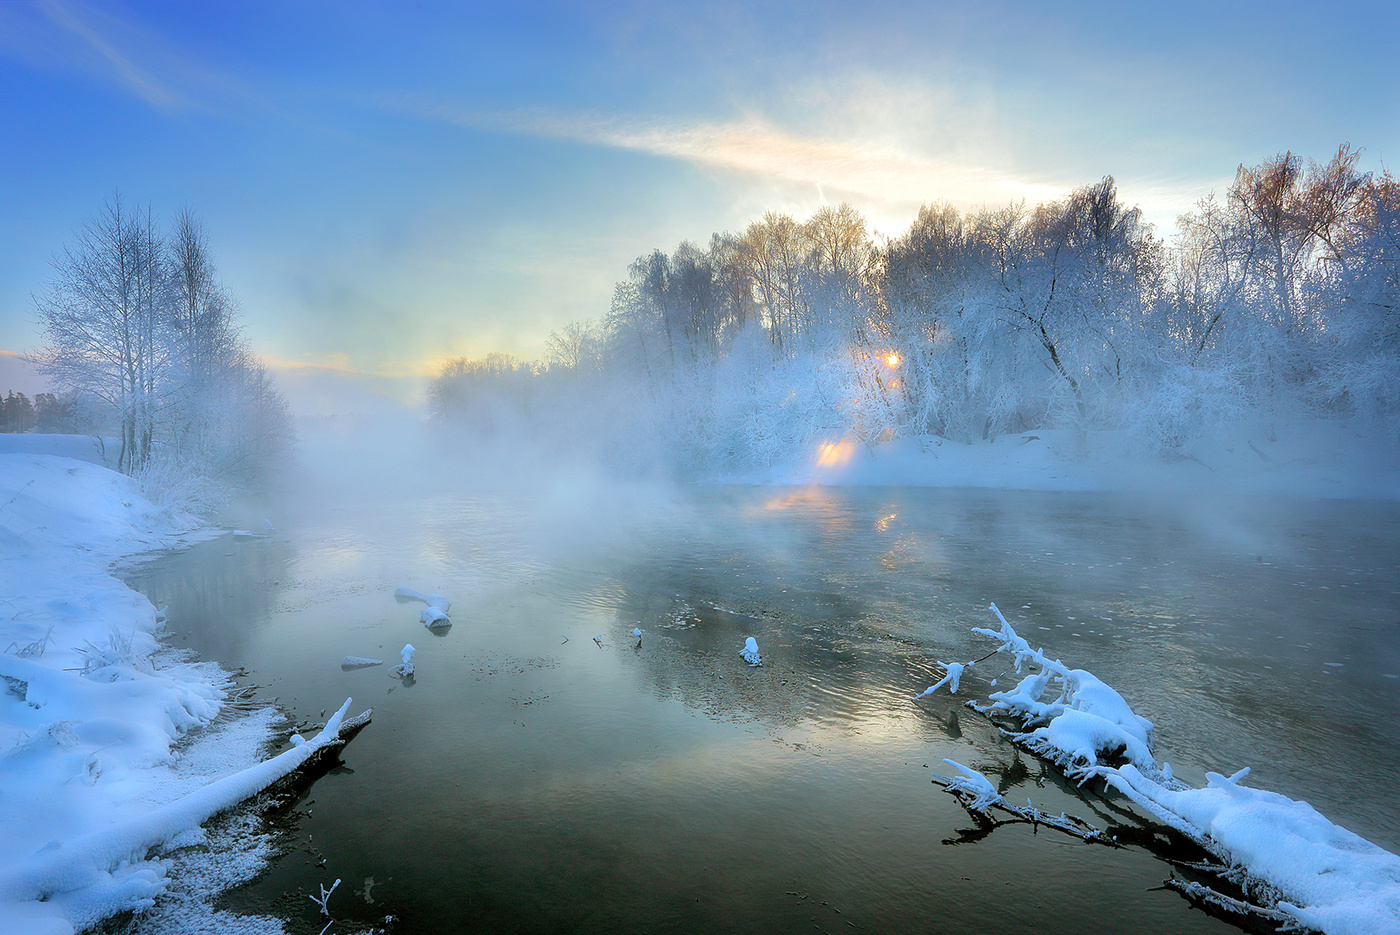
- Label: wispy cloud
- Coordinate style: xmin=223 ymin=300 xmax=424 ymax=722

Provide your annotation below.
xmin=392 ymin=98 xmax=1067 ymax=218
xmin=38 ymin=0 xmax=192 ymax=112
xmin=0 ymin=0 xmax=267 ymax=118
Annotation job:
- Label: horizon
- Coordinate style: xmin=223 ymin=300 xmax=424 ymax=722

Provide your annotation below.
xmin=3 ymin=0 xmax=1397 ymax=415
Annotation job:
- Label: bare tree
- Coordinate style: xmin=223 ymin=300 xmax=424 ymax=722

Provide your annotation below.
xmin=32 ymin=194 xmax=170 ymax=473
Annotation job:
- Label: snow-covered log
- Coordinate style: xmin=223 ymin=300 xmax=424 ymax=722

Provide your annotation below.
xmin=395 ymin=586 xmax=450 ymax=613
xmin=0 ymin=699 xmax=371 ymax=932
xmin=933 ymin=603 xmax=1400 ymax=934
xmin=420 ymin=607 xmax=450 ymax=628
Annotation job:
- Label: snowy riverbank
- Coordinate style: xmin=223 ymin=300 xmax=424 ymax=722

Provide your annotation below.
xmin=0 ymin=449 xmax=290 ymax=935
xmin=736 ymin=419 xmax=1400 ymax=501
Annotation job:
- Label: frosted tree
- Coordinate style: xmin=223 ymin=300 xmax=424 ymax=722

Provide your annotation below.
xmin=33 ymin=195 xmax=173 ymax=473
xmin=32 ymin=198 xmax=293 ymax=487
xmin=1323 ymin=171 xmax=1400 ymax=429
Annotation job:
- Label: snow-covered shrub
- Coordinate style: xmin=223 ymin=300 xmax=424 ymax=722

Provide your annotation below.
xmin=1129 ymin=364 xmax=1248 ymax=457
xmin=134 ymin=455 xmax=229 ymax=519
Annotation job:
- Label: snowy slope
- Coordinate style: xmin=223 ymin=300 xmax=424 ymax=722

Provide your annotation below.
xmin=0 ymin=453 xmax=280 ymax=935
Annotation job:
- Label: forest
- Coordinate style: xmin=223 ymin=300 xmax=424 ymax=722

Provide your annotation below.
xmin=430 ymin=145 xmax=1400 ymax=477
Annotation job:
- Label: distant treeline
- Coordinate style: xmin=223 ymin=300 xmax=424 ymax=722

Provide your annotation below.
xmin=429 ymin=144 xmax=1399 ymax=475
xmin=0 ymin=391 xmax=78 ymax=434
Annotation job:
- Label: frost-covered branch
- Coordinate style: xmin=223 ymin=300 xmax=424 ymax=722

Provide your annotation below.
xmin=930 ymin=759 xmax=1108 ymax=844
xmin=918 ymin=604 xmax=1400 ymax=934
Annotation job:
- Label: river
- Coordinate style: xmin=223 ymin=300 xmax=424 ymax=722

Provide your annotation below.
xmin=128 ymin=481 xmax=1400 ymax=934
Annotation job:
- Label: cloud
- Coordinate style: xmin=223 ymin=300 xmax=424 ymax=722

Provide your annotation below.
xmin=392 ymin=98 xmax=1068 ymax=218
xmin=38 ymin=0 xmax=192 ymax=112
xmin=0 ymin=0 xmax=267 ymax=118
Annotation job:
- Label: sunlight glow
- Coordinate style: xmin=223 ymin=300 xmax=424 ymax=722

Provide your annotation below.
xmin=884 ymin=353 xmax=900 ymax=368
xmin=815 ymin=438 xmax=857 ymax=469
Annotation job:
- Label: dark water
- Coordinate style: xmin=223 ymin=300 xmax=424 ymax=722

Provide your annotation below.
xmin=128 ymin=484 xmax=1400 ymax=934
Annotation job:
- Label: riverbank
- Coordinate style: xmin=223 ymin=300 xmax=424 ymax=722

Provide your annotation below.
xmin=0 ymin=449 xmax=284 ymax=935
xmin=735 ymin=418 xmax=1400 ymax=501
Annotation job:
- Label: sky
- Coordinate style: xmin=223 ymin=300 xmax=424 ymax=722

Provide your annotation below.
xmin=1 ymin=0 xmax=1396 ymax=412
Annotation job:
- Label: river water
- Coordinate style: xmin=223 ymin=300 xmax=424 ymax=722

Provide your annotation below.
xmin=128 ymin=481 xmax=1400 ymax=934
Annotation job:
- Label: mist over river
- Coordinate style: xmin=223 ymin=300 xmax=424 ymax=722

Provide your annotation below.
xmin=128 ymin=481 xmax=1400 ymax=934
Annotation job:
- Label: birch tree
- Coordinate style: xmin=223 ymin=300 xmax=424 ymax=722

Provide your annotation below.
xmin=33 ymin=195 xmax=171 ymax=473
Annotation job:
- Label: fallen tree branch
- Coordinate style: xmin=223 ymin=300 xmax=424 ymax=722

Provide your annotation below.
xmin=0 ymin=698 xmax=371 ymax=913
xmin=1164 ymin=877 xmax=1299 ymax=927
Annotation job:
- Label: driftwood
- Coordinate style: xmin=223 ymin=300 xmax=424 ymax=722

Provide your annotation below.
xmin=1164 ymin=877 xmax=1301 ymax=929
xmin=256 ymin=706 xmax=373 ymax=812
xmin=0 ymin=699 xmax=372 ymax=920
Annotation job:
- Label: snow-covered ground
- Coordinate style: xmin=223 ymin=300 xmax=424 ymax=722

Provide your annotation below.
xmin=738 ymin=419 xmax=1400 ymax=501
xmin=0 ymin=441 xmax=294 ymax=935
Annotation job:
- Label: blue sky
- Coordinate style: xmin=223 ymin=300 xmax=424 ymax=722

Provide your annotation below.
xmin=1 ymin=0 xmax=1396 ymax=407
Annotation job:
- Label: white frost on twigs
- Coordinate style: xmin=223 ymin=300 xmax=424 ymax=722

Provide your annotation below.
xmin=309 ymin=878 xmax=340 ymax=917
xmin=955 ymin=601 xmax=1400 ymax=934
xmin=1100 ymin=764 xmax=1400 ymax=935
xmin=914 ymin=661 xmax=966 ymax=698
xmin=969 ymin=605 xmax=1154 ymax=772
xmin=932 ymin=759 xmax=1002 ymax=811
xmin=391 ymin=644 xmax=415 ymax=678
xmin=740 ymin=637 xmax=762 ymax=666
xmin=340 ymin=656 xmax=383 ymax=669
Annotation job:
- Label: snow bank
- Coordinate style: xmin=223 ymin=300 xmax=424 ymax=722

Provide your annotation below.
xmin=729 ymin=420 xmax=1400 ymax=500
xmin=1104 ymin=765 xmax=1400 ymax=935
xmin=0 ymin=454 xmax=286 ymax=934
xmin=0 ymin=435 xmax=115 ymax=468
xmin=925 ymin=604 xmax=1400 ymax=934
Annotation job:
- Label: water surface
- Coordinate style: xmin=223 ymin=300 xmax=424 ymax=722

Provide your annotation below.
xmin=129 ymin=484 xmax=1400 ymax=934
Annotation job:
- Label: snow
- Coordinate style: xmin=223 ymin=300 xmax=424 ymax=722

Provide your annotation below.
xmin=934 ymin=759 xmax=1001 ymax=811
xmin=395 ymin=585 xmax=450 ymax=613
xmin=340 ymin=656 xmax=383 ymax=669
xmin=914 ymin=661 xmax=965 ymax=698
xmin=727 ymin=420 xmax=1400 ymax=500
xmin=0 ymin=448 xmax=331 ymax=934
xmin=740 ymin=637 xmax=762 ymax=666
xmin=419 ymin=607 xmax=450 ymax=628
xmin=1103 ymin=766 xmax=1400 ymax=935
xmin=968 ymin=604 xmax=1156 ymax=771
xmin=397 ymin=586 xmax=451 ymax=628
xmin=937 ymin=604 xmax=1400 ymax=934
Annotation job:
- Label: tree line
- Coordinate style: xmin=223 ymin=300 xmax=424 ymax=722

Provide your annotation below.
xmin=29 ymin=196 xmax=293 ymax=484
xmin=432 ymin=144 xmax=1398 ymax=474
xmin=0 ymin=391 xmax=76 ymax=434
